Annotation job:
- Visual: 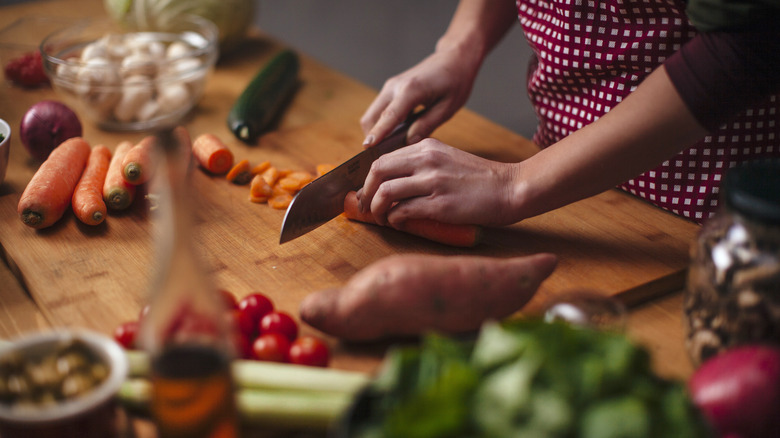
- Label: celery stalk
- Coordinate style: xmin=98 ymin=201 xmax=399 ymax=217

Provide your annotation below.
xmin=118 ymin=378 xmax=356 ymax=429
xmin=120 ymin=351 xmax=369 ymax=429
xmin=125 ymin=350 xmax=369 ymax=394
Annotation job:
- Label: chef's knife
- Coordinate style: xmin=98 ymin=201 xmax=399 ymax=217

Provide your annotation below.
xmin=279 ymin=115 xmax=417 ymax=244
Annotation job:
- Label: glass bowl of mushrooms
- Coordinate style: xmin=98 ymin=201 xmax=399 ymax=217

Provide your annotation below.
xmin=0 ymin=329 xmax=128 ymax=438
xmin=40 ymin=15 xmax=218 ymax=131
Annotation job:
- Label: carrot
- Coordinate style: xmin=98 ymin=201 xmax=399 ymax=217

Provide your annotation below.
xmin=342 ymin=191 xmax=482 ymax=247
xmin=315 ymin=163 xmax=335 ymax=177
xmin=104 ymin=141 xmax=137 ymax=211
xmin=251 ymin=160 xmax=271 ymax=175
xmin=299 ymin=252 xmax=558 ymax=341
xmin=18 ymin=137 xmax=92 ymax=229
xmin=260 ymin=166 xmax=280 ymax=186
xmin=268 ymin=193 xmax=293 ymax=210
xmin=72 ymin=145 xmax=111 ymax=226
xmin=249 ymin=174 xmax=272 ymax=203
xmin=272 ymin=184 xmax=295 ymax=196
xmin=226 ymin=159 xmax=252 ymax=184
xmin=192 ymin=133 xmax=234 ymax=175
xmin=277 ymin=171 xmax=313 ymax=192
xmin=122 ymin=136 xmax=156 ymax=185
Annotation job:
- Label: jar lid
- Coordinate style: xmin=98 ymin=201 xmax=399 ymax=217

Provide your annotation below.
xmin=723 ymin=159 xmax=780 ymax=224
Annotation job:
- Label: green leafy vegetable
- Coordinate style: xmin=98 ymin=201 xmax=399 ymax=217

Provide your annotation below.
xmin=348 ymin=319 xmax=710 ymax=438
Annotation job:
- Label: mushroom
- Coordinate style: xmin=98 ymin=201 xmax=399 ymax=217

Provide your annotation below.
xmin=114 ymin=75 xmax=154 ymax=122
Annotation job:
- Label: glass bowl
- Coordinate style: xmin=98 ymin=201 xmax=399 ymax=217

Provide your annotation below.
xmin=0 ymin=329 xmax=128 ymax=438
xmin=40 ymin=15 xmax=218 ymax=131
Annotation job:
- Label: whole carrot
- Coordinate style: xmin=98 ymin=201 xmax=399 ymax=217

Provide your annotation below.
xmin=342 ymin=191 xmax=481 ymax=247
xmin=104 ymin=141 xmax=137 ymax=210
xmin=192 ymin=133 xmax=234 ymax=175
xmin=18 ymin=137 xmax=91 ymax=229
xmin=122 ymin=136 xmax=156 ymax=185
xmin=72 ymin=145 xmax=111 ymax=225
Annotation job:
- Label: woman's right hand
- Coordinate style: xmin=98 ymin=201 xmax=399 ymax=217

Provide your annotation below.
xmin=360 ymin=42 xmax=482 ymax=148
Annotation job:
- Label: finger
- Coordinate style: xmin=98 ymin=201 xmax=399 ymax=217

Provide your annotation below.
xmin=362 ymin=101 xmax=418 ymax=148
xmin=406 ymin=100 xmax=456 ymax=144
xmin=360 ymin=148 xmax=416 ymax=215
xmin=360 ymin=91 xmax=393 ymax=136
xmin=369 ymin=176 xmax=432 ymax=226
xmin=385 ymin=195 xmax=436 ymax=229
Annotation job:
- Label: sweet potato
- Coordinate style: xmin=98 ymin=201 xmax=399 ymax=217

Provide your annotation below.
xmin=299 ymin=252 xmax=557 ymax=341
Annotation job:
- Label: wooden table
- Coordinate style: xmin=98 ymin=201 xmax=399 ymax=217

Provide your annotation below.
xmin=1 ymin=0 xmax=696 ymax=394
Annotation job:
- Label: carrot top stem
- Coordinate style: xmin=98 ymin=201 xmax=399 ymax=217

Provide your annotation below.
xmin=20 ymin=211 xmax=43 ymax=227
xmin=124 ymin=163 xmax=143 ymax=182
xmin=106 ymin=188 xmax=133 ymax=211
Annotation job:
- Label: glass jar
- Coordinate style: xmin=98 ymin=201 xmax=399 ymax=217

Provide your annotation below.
xmin=139 ymin=129 xmax=239 ymax=438
xmin=684 ymin=159 xmax=780 ymax=366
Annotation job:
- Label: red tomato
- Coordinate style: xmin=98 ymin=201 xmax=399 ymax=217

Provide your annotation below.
xmin=114 ymin=321 xmax=139 ymax=349
xmin=288 ymin=336 xmax=330 ymax=367
xmin=218 ymin=289 xmax=239 ymax=310
xmin=237 ymin=293 xmax=274 ymax=338
xmin=259 ymin=311 xmax=298 ymax=341
xmin=252 ymin=333 xmax=291 ymax=363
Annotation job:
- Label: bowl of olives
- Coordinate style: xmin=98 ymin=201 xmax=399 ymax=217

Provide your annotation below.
xmin=0 ymin=329 xmax=128 ymax=438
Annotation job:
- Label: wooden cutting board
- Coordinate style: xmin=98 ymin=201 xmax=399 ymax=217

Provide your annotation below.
xmin=0 ymin=119 xmax=699 ymax=356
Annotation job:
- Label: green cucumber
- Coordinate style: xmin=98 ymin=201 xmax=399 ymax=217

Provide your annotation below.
xmin=227 ymin=49 xmax=300 ymax=144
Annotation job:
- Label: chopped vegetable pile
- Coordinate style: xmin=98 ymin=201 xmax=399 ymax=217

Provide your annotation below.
xmin=348 ymin=319 xmax=711 ymax=438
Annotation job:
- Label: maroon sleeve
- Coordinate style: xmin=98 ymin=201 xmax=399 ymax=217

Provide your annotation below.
xmin=664 ymin=28 xmax=780 ymax=131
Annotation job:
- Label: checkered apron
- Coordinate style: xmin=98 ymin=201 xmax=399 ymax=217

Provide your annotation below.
xmin=517 ymin=0 xmax=779 ymax=223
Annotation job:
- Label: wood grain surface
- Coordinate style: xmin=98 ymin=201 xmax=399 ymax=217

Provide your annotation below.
xmin=0 ymin=0 xmax=700 ymax=378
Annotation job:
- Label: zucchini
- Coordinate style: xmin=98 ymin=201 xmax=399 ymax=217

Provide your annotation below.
xmin=227 ymin=49 xmax=300 ymax=144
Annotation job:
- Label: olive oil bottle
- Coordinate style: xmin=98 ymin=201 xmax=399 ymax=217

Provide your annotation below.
xmin=139 ymin=129 xmax=239 ymax=438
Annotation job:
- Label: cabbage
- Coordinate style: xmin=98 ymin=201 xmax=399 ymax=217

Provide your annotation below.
xmin=104 ymin=0 xmax=255 ymax=53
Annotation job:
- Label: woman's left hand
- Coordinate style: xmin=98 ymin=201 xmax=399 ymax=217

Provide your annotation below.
xmin=357 ymin=138 xmax=518 ymax=228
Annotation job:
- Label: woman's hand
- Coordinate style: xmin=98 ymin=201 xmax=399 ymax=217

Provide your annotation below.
xmin=357 ymin=138 xmax=519 ymax=228
xmin=360 ymin=44 xmax=482 ymax=148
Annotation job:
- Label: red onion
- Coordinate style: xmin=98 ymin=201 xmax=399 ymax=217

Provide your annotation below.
xmin=20 ymin=100 xmax=82 ymax=162
xmin=689 ymin=344 xmax=780 ymax=438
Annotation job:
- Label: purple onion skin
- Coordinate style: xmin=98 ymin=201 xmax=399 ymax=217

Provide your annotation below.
xmin=20 ymin=100 xmax=82 ymax=162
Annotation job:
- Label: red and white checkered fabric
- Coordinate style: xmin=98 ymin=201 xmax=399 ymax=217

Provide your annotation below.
xmin=517 ymin=0 xmax=779 ymax=223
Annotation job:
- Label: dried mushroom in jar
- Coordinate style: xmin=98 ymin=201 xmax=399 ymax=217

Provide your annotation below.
xmin=0 ymin=339 xmax=109 ymax=410
xmin=684 ymin=159 xmax=780 ymax=365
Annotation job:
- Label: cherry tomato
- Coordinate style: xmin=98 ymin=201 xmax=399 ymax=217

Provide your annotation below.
xmin=252 ymin=333 xmax=291 ymax=363
xmin=259 ymin=311 xmax=298 ymax=341
xmin=237 ymin=292 xmax=274 ymax=338
xmin=114 ymin=321 xmax=139 ymax=349
xmin=288 ymin=336 xmax=330 ymax=367
xmin=218 ymin=289 xmax=239 ymax=310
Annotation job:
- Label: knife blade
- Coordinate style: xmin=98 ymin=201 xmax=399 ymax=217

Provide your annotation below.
xmin=279 ymin=116 xmax=417 ymax=244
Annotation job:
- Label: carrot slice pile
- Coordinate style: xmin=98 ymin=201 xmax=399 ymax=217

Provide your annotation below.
xmin=226 ymin=159 xmax=252 ymax=185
